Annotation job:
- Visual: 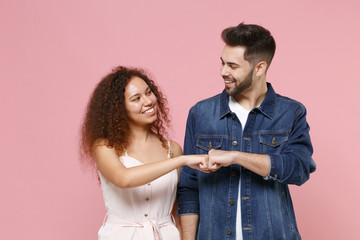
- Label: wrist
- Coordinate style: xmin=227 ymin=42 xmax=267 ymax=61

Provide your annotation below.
xmin=232 ymin=151 xmax=240 ymax=165
xmin=178 ymin=155 xmax=186 ymax=167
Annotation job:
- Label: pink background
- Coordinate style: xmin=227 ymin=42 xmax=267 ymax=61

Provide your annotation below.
xmin=1 ymin=0 xmax=359 ymax=239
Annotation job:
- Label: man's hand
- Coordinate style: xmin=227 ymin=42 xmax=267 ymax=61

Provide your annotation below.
xmin=208 ymin=149 xmax=270 ymax=177
xmin=208 ymin=149 xmax=236 ymax=171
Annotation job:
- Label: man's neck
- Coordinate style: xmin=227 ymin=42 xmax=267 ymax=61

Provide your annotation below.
xmin=233 ymin=81 xmax=268 ymax=111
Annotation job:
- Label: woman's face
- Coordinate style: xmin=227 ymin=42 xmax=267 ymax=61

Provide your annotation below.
xmin=124 ymin=76 xmax=158 ymax=128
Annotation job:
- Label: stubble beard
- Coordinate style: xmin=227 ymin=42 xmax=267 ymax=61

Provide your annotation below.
xmin=225 ymin=67 xmax=254 ymax=97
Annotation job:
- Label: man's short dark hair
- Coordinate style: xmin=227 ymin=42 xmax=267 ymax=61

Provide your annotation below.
xmin=221 ymin=23 xmax=276 ymax=68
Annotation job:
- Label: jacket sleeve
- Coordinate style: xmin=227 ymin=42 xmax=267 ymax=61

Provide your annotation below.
xmin=265 ymin=105 xmax=316 ymax=186
xmin=177 ymin=107 xmax=200 ymax=215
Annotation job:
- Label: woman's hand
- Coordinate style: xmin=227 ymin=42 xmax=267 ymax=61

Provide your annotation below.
xmin=183 ymin=155 xmax=210 ymax=173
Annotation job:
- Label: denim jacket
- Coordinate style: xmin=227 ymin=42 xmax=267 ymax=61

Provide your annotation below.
xmin=178 ymin=83 xmax=316 ymax=240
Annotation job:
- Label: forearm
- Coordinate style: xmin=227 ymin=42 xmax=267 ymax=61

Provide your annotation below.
xmin=266 ymin=152 xmax=314 ymax=185
xmin=111 ymin=153 xmax=207 ymax=188
xmin=180 ymin=214 xmax=199 ymax=240
xmin=233 ymin=150 xmax=314 ymax=185
xmin=114 ymin=156 xmax=185 ymax=188
xmin=233 ymin=151 xmax=270 ymax=177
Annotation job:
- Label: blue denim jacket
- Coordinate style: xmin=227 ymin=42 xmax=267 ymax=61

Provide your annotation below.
xmin=178 ymin=83 xmax=316 ymax=240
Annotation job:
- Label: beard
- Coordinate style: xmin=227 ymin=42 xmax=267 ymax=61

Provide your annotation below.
xmin=225 ymin=67 xmax=254 ymax=97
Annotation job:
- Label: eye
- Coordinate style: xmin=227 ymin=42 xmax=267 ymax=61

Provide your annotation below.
xmin=131 ymin=97 xmax=140 ymax=102
xmin=146 ymin=89 xmax=153 ymax=96
xmin=229 ymin=65 xmax=238 ymax=70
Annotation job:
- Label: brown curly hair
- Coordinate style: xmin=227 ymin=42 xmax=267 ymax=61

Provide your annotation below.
xmin=80 ymin=66 xmax=170 ymax=169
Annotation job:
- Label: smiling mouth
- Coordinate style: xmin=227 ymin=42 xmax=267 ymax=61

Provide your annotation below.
xmin=143 ymin=107 xmax=155 ymax=114
xmin=223 ymin=77 xmax=235 ymax=84
xmin=224 ymin=80 xmax=235 ymax=84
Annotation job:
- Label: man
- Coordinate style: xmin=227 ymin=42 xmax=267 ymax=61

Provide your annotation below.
xmin=177 ymin=23 xmax=316 ymax=240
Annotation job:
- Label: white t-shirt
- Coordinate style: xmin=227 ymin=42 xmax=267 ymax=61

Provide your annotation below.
xmin=228 ymin=96 xmax=250 ymax=240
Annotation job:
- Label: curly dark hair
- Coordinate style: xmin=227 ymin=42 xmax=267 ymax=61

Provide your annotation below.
xmin=80 ymin=66 xmax=170 ymax=169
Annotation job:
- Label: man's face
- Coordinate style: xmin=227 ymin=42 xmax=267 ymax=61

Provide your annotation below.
xmin=220 ymin=45 xmax=254 ymax=97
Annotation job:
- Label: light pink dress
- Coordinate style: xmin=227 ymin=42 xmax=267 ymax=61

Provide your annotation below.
xmin=98 ymin=141 xmax=180 ymax=240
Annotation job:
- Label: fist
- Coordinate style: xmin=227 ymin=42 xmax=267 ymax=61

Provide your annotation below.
xmin=208 ymin=149 xmax=235 ymax=171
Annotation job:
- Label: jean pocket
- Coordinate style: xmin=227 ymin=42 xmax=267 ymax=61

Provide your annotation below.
xmin=196 ymin=136 xmax=223 ymax=152
xmin=259 ymin=131 xmax=289 ymax=154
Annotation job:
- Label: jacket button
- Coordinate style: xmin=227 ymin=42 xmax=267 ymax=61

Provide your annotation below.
xmin=232 ymin=115 xmax=235 ymax=120
xmin=232 ymin=141 xmax=238 ymax=146
xmin=231 ymin=171 xmax=236 ymax=176
xmin=226 ymin=229 xmax=232 ymax=235
xmin=229 ymin=200 xmax=234 ymax=205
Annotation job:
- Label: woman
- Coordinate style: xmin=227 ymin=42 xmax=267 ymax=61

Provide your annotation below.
xmin=80 ymin=66 xmax=207 ymax=240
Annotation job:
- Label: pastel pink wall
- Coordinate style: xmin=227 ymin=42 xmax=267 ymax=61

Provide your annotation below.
xmin=1 ymin=0 xmax=359 ymax=239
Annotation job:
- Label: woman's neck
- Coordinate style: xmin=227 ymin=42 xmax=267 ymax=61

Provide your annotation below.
xmin=128 ymin=124 xmax=153 ymax=144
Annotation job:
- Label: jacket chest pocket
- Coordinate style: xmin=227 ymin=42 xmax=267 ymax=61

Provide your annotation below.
xmin=196 ymin=136 xmax=224 ymax=153
xmin=259 ymin=131 xmax=289 ymax=155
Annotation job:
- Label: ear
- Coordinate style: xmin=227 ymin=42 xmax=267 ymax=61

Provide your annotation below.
xmin=254 ymin=61 xmax=267 ymax=76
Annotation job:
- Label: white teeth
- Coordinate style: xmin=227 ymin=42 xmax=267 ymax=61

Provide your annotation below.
xmin=225 ymin=80 xmax=234 ymax=84
xmin=144 ymin=108 xmax=154 ymax=114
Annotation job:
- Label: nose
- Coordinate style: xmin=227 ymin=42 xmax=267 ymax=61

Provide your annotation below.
xmin=220 ymin=65 xmax=229 ymax=77
xmin=143 ymin=95 xmax=153 ymax=106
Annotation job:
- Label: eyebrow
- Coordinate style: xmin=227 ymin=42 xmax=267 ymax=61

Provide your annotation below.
xmin=220 ymin=57 xmax=240 ymax=67
xmin=129 ymin=87 xmax=151 ymax=99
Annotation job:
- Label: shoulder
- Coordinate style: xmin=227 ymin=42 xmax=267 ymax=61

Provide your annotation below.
xmin=269 ymin=83 xmax=306 ymax=113
xmin=92 ymin=138 xmax=118 ymax=156
xmin=93 ymin=138 xmax=109 ymax=147
xmin=270 ymin=92 xmax=309 ymax=123
xmin=275 ymin=93 xmax=307 ymax=116
xmin=188 ymin=92 xmax=223 ymax=117
xmin=276 ymin=94 xmax=305 ymax=107
xmin=192 ymin=92 xmax=222 ymax=108
xmin=169 ymin=140 xmax=183 ymax=158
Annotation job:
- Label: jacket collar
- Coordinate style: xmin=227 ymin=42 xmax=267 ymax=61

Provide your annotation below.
xmin=219 ymin=82 xmax=276 ymax=120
